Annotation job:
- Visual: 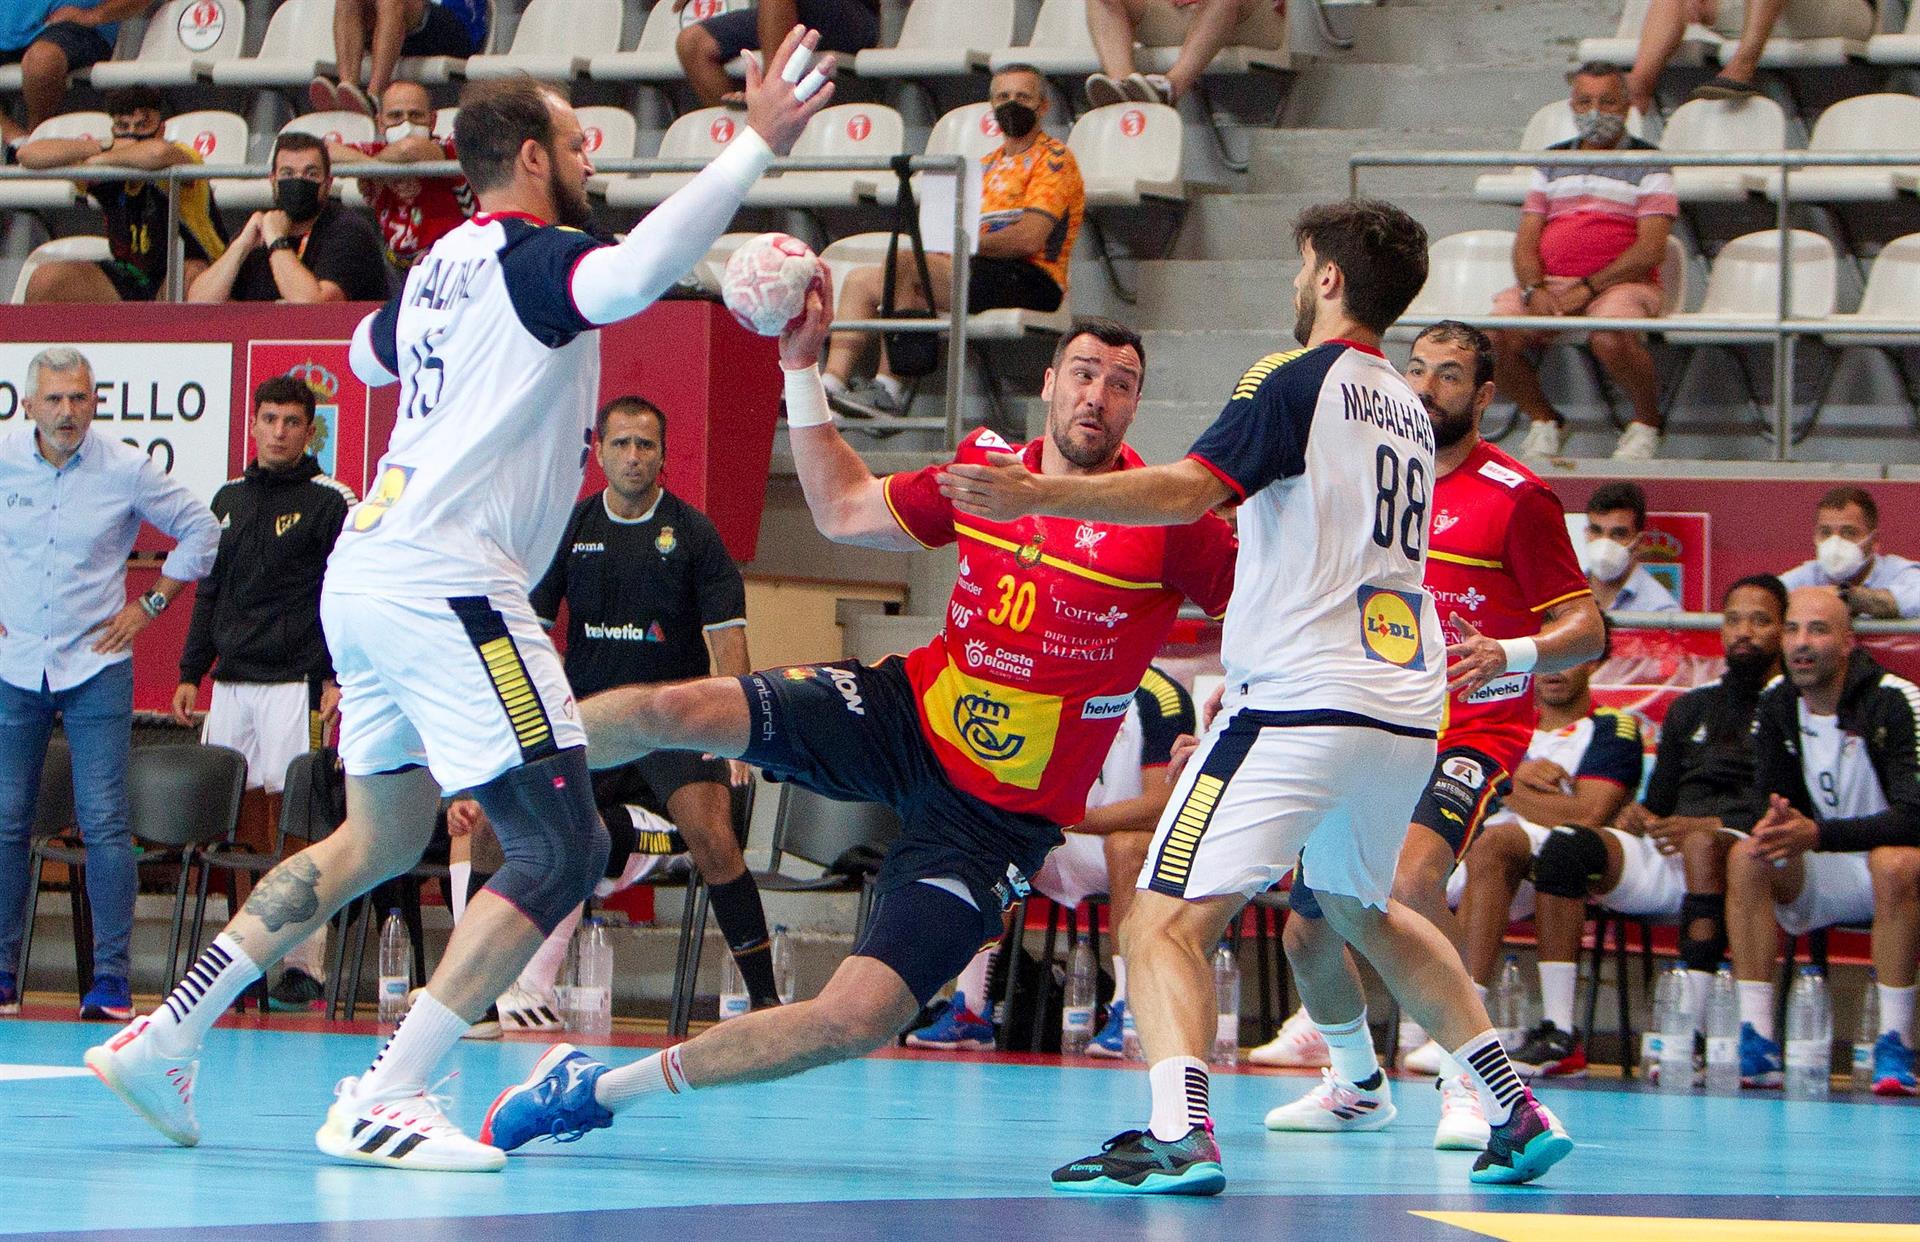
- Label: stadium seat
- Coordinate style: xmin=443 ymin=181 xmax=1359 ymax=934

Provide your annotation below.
xmin=855 ymin=0 xmax=1014 ymax=78
xmin=0 ymin=111 xmax=110 ymax=210
xmin=1662 ymin=228 xmax=1837 ymax=344
xmin=603 ymin=107 xmax=740 ymax=208
xmin=10 ymin=236 xmax=111 ymax=304
xmin=1822 ymin=233 xmax=1920 ymax=348
xmin=1762 ymin=94 xmax=1920 ymax=203
xmin=1659 ymin=96 xmax=1786 ymax=202
xmin=164 ymin=110 xmax=249 ymax=170
xmin=1548 ymin=234 xmax=1694 ymax=347
xmin=1069 ymin=103 xmax=1184 ymax=207
xmin=1575 ymin=0 xmax=1719 ymax=66
xmin=210 ymin=0 xmax=334 ymax=87
xmin=817 ymin=231 xmax=1072 ymax=339
xmin=464 ymin=0 xmax=623 ymax=80
xmin=223 ymin=112 xmax=377 ymax=210
xmin=1745 ymin=3 xmax=1871 ymax=66
xmin=577 ymin=105 xmax=639 ymax=194
xmin=91 ymin=0 xmax=249 ymax=88
xmin=590 ymin=0 xmax=751 ymax=83
xmin=742 ymin=104 xmax=905 ymax=208
xmin=867 ymin=101 xmax=1001 ymax=207
xmin=989 ymin=0 xmax=1287 ymax=76
xmin=1866 ymin=0 xmax=1920 ymax=63
xmin=991 ymin=0 xmax=1099 ymax=75
xmin=691 ymin=230 xmax=760 ymax=295
xmin=433 ymin=107 xmax=458 ymax=140
xmin=1388 ymin=228 xmax=1517 ymax=341
xmin=1471 ymin=101 xmax=1647 ymax=205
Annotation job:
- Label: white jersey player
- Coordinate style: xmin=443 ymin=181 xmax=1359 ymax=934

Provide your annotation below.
xmin=942 ymin=200 xmax=1573 ymax=1192
xmin=85 ymin=31 xmax=837 ymax=1172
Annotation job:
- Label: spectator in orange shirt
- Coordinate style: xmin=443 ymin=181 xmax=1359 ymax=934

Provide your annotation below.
xmin=823 ymin=64 xmax=1084 ymax=418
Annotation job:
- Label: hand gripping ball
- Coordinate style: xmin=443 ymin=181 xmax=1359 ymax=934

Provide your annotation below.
xmin=721 ymin=232 xmax=826 ymax=336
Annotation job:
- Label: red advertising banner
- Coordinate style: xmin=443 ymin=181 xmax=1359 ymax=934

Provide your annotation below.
xmin=245 ymin=340 xmax=377 ymax=495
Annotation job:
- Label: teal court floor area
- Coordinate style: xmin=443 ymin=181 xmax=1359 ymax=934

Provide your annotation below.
xmin=2 ymin=1015 xmax=1918 ymax=1241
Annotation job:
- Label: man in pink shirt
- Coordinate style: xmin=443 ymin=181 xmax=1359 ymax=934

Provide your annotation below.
xmin=1492 ymin=62 xmax=1678 ymax=462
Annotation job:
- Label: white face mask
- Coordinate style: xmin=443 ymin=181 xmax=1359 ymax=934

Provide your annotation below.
xmin=1816 ymin=534 xmax=1868 ymax=581
xmin=385 ymin=121 xmax=431 ymax=144
xmin=1585 ymin=536 xmax=1632 ymax=583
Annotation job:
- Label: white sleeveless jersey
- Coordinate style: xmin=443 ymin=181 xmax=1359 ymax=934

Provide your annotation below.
xmin=329 ymin=211 xmax=609 ymax=599
xmin=1186 ymin=340 xmax=1444 ymax=733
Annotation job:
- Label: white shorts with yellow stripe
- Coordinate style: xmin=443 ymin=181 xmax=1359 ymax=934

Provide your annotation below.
xmin=321 ymin=589 xmax=584 ymax=794
xmin=1139 ymin=707 xmax=1436 ymax=910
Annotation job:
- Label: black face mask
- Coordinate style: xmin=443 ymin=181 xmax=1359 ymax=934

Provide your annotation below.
xmin=274 ymin=177 xmax=323 ymax=223
xmin=993 ymin=101 xmax=1038 ymax=140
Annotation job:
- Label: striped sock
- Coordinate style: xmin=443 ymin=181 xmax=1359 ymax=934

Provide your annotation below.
xmin=1147 ymin=1055 xmax=1210 ymax=1142
xmin=595 ymin=1045 xmax=691 ymax=1112
xmin=1455 ymin=1029 xmax=1527 ymax=1126
xmin=148 ymin=934 xmax=261 ymax=1056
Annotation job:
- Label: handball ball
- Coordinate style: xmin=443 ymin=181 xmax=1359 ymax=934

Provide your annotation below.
xmin=721 ymin=232 xmax=825 ymax=336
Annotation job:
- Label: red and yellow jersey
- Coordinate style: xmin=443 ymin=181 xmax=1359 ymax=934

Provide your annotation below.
xmin=1427 ymin=440 xmax=1590 ymax=774
xmin=884 ymin=428 xmax=1236 ymax=825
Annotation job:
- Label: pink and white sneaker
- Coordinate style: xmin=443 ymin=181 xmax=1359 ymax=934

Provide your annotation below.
xmin=85 ymin=1014 xmax=200 ymax=1147
xmin=1264 ymin=1068 xmax=1397 ymax=1132
xmin=1247 ymin=1008 xmax=1331 ymax=1068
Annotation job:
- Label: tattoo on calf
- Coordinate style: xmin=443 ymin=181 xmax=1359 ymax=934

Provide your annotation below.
xmin=242 ymin=854 xmax=322 ymax=932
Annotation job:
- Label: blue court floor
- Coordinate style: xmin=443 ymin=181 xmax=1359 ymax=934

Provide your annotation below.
xmin=3 ymin=1017 xmax=1918 ymax=1241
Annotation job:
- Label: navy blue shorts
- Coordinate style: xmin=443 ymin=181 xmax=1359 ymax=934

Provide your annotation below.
xmin=404 ymin=1 xmax=479 ymax=57
xmin=700 ymin=0 xmax=880 ymax=60
xmin=1 ymin=22 xmax=112 ymax=68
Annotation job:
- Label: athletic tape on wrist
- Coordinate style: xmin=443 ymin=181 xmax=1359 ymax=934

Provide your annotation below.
xmin=1496 ymin=636 xmax=1539 ymax=674
xmin=784 ymin=366 xmax=831 ymax=428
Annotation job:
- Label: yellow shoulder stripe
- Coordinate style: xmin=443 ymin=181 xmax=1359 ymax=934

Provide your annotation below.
xmin=1430 ymin=550 xmax=1504 ymax=570
xmin=1594 ymin=706 xmax=1641 ymax=741
xmin=954 ymin=522 xmax=1164 ymax=591
xmin=1232 ymin=347 xmax=1310 ymax=401
xmin=1140 ymin=667 xmax=1184 ymax=718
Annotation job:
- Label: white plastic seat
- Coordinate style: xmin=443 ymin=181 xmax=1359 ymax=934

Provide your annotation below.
xmin=604 ymin=107 xmax=742 ymax=208
xmin=1387 ymin=229 xmax=1517 ymax=341
xmin=90 ymin=0 xmax=247 ymax=88
xmin=1866 ymin=0 xmax=1920 ymax=63
xmin=591 ymin=0 xmax=749 ymax=82
xmin=163 ymin=109 xmax=249 ymax=170
xmin=465 ymin=0 xmax=622 ymax=80
xmin=1822 ymin=233 xmax=1920 ymax=347
xmin=0 ymin=112 xmax=111 ymax=210
xmin=1471 ymin=100 xmax=1647 ymax=204
xmin=690 ymin=230 xmax=760 ymax=295
xmin=1575 ymin=0 xmax=1720 ymax=65
xmin=210 ymin=0 xmax=333 ymax=86
xmin=816 ymin=231 xmax=1069 ymax=341
xmin=1068 ymin=103 xmax=1183 ymax=207
xmin=855 ymin=0 xmax=1014 ymax=78
xmin=991 ymin=0 xmax=1098 ymax=74
xmin=577 ymin=105 xmax=640 ymax=194
xmin=10 ymin=236 xmax=112 ymax=303
xmin=1763 ymin=94 xmax=1920 ymax=203
xmin=866 ymin=101 xmax=1002 ymax=207
xmin=742 ymin=104 xmax=905 ymax=208
xmin=1549 ymin=233 xmax=1692 ymax=348
xmin=223 ymin=112 xmax=378 ymax=211
xmin=1662 ymin=229 xmax=1837 ymax=344
xmin=1659 ymin=96 xmax=1786 ymax=201
xmin=989 ymin=0 xmax=1286 ymax=75
xmin=1738 ymin=0 xmax=1872 ymax=66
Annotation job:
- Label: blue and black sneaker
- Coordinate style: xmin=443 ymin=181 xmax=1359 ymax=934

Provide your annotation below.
xmin=80 ymin=974 xmax=132 ymax=1021
xmin=1469 ymin=1088 xmax=1574 ymax=1185
xmin=903 ymin=992 xmax=995 ymax=1052
xmin=1739 ymin=1022 xmax=1784 ymax=1089
xmin=1872 ymin=1031 xmax=1918 ymax=1097
xmin=479 ymin=1043 xmax=614 ymax=1153
xmin=1088 ymin=1000 xmax=1128 ymax=1059
xmin=1051 ymin=1126 xmax=1225 ymax=1195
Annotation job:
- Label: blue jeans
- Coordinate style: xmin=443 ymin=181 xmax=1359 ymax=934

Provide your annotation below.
xmin=0 ymin=661 xmax=135 ymax=981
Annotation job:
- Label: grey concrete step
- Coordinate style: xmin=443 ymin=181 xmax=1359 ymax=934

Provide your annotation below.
xmin=1279 ymin=63 xmax=1577 ymax=135
xmin=1325 ymin=0 xmax=1617 ymax=67
xmin=1170 ymin=191 xmax=1519 ymax=261
xmin=1246 ymin=126 xmax=1521 ymax=197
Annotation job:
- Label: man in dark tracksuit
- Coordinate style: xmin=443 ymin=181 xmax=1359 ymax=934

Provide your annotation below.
xmin=172 ymin=374 xmax=355 ymax=1009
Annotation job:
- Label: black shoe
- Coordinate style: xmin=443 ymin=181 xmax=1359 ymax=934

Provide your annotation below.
xmin=1050 ymin=1127 xmax=1225 ymax=1196
xmin=1470 ymin=1089 xmax=1574 ymax=1185
xmin=267 ymin=968 xmax=326 ymax=1012
xmin=1510 ymin=1019 xmax=1587 ymax=1079
xmin=1690 ymin=74 xmax=1763 ymax=103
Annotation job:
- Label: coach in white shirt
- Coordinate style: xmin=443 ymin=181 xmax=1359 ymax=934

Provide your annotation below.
xmin=0 ymin=346 xmax=218 ymax=1020
xmin=1779 ymin=485 xmax=1920 ymax=621
xmin=1584 ymin=480 xmax=1678 ymax=613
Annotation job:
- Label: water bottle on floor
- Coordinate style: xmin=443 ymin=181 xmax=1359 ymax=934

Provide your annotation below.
xmin=1494 ymin=955 xmax=1526 ymax=1050
xmin=771 ymin=925 xmax=796 ymax=1005
xmin=1705 ymin=964 xmax=1740 ymax=1094
xmin=574 ymin=917 xmax=614 ymax=1038
xmin=1212 ymin=941 xmax=1240 ymax=1067
xmin=1853 ymin=969 xmax=1880 ymax=1094
xmin=718 ymin=947 xmax=751 ymax=1021
xmin=377 ymin=909 xmax=410 ymax=1033
xmin=1062 ymin=935 xmax=1095 ymax=1055
xmin=1653 ymin=963 xmax=1695 ymax=1091
xmin=1784 ymin=964 xmax=1831 ymax=1099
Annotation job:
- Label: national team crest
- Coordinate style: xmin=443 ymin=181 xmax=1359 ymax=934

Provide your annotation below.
xmin=656 ymin=525 xmax=676 ymax=556
xmin=1015 ymin=533 xmax=1046 ymax=568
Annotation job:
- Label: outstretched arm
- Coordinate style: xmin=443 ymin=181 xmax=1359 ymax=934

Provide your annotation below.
xmin=937 ymin=454 xmax=1230 ymax=526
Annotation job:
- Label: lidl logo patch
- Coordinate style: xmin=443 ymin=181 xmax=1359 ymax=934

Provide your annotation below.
xmin=1358 ymin=586 xmax=1425 ymax=669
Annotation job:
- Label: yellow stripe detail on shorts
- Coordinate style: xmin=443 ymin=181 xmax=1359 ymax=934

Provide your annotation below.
xmin=1150 ymin=773 xmax=1224 ymax=891
xmin=479 ymin=635 xmax=553 ymax=753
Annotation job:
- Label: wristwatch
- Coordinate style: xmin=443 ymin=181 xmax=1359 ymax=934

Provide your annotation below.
xmin=268 ymin=236 xmax=301 ymax=254
xmin=138 ymin=590 xmax=169 ymax=618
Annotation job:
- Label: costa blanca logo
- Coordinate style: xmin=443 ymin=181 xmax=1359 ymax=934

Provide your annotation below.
xmin=178 ymin=1 xmax=225 ymax=52
xmin=963 ymin=640 xmax=1034 ymax=679
xmin=826 ymin=666 xmax=865 ymax=716
xmin=1073 ymin=523 xmax=1106 ymax=553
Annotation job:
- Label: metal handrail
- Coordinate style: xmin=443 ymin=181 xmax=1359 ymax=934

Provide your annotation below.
xmin=1611 ymin=608 xmax=1920 ymax=636
xmin=1349 ymin=146 xmax=1920 ymax=463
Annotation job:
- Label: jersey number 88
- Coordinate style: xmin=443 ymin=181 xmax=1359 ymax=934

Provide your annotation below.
xmin=1371 ymin=444 xmax=1427 ymax=561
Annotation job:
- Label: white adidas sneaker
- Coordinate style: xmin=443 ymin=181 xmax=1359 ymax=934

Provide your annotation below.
xmin=1434 ymin=1073 xmax=1491 ymax=1151
xmin=1400 ymin=1037 xmax=1446 ymax=1076
xmin=85 ymin=1014 xmax=200 ymax=1147
xmin=498 ymin=983 xmax=564 ymax=1033
xmin=1247 ymin=1007 xmax=1331 ymax=1068
xmin=314 ymin=1075 xmax=506 ymax=1172
xmin=1265 ymin=1068 xmax=1397 ymax=1133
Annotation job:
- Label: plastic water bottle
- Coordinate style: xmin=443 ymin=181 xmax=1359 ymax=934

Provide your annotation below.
xmin=1494 ymin=955 xmax=1527 ymax=1050
xmin=1705 ymin=964 xmax=1741 ymax=1094
xmin=718 ymin=946 xmax=751 ymax=1021
xmin=1785 ymin=964 xmax=1832 ymax=1099
xmin=1854 ymin=971 xmax=1880 ymax=1093
xmin=1062 ymin=935 xmax=1096 ymax=1055
xmin=771 ymin=925 xmax=796 ymax=1005
xmin=573 ymin=917 xmax=614 ymax=1038
xmin=1655 ymin=964 xmax=1696 ymax=1091
xmin=1212 ymin=941 xmax=1240 ymax=1067
xmin=377 ymin=909 xmax=410 ymax=1032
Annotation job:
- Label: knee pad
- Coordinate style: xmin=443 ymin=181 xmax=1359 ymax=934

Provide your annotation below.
xmin=472 ymin=747 xmax=610 ymax=935
xmin=1530 ymin=825 xmax=1608 ymax=901
xmin=1678 ymin=891 xmax=1728 ymax=974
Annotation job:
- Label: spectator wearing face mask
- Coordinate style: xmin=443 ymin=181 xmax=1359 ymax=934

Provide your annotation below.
xmin=325 ymin=80 xmax=473 ymax=273
xmin=187 ymin=132 xmax=393 ymax=304
xmin=1492 ymin=62 xmax=1677 ymax=463
xmin=1583 ymin=481 xmax=1678 ymax=613
xmin=1780 ymin=487 xmax=1920 ymax=620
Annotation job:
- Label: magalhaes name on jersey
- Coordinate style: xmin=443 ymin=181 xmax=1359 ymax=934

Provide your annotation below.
xmin=1341 ymin=382 xmax=1434 ymax=454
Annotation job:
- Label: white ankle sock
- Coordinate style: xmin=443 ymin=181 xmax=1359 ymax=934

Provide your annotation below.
xmin=1454 ymin=1029 xmax=1527 ymax=1126
xmin=1113 ymin=955 xmax=1128 ymax=1004
xmin=1880 ymin=984 xmax=1916 ymax=1043
xmin=595 ymin=1045 xmax=691 ymax=1113
xmin=1314 ymin=1011 xmax=1380 ymax=1085
xmin=359 ymin=990 xmax=469 ymax=1097
xmin=519 ymin=905 xmax=582 ymax=994
xmin=149 ymin=933 xmax=261 ymax=1056
xmin=954 ymin=945 xmax=995 ymax=1017
xmin=1738 ymin=981 xmax=1776 ymax=1041
xmin=1147 ymin=1055 xmax=1210 ymax=1142
xmin=1538 ymin=961 xmax=1577 ymax=1032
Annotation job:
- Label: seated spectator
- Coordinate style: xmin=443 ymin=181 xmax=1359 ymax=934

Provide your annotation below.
xmin=823 ymin=64 xmax=1082 ymax=417
xmin=1083 ymin=0 xmax=1283 ymax=107
xmin=187 ymin=132 xmax=392 ymax=304
xmin=1725 ymin=588 xmax=1920 ymax=1096
xmin=16 ymin=86 xmax=228 ymax=303
xmin=1779 ymin=486 xmax=1920 ymax=620
xmin=1626 ymin=0 xmax=1874 ymax=115
xmin=1492 ymin=63 xmax=1676 ymax=462
xmin=677 ymin=0 xmax=877 ymax=109
xmin=326 ymin=80 xmax=472 ymax=271
xmin=1583 ymin=481 xmax=1679 ymax=612
xmin=1 ymin=0 xmax=135 ymax=130
xmin=312 ymin=0 xmax=481 ymax=117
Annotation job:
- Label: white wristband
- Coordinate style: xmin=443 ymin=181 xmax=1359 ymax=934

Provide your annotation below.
xmin=1496 ymin=636 xmax=1539 ymax=674
xmin=783 ymin=365 xmax=832 ymax=428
